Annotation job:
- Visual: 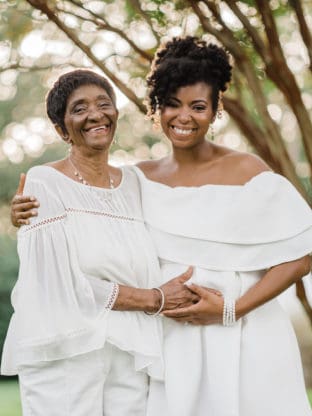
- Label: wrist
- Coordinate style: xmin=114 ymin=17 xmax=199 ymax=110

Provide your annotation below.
xmin=145 ymin=288 xmax=165 ymax=316
xmin=235 ymin=298 xmax=249 ymax=320
xmin=145 ymin=288 xmax=162 ymax=313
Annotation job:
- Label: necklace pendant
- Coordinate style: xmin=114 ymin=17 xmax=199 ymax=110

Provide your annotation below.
xmin=68 ymin=156 xmax=113 ymax=189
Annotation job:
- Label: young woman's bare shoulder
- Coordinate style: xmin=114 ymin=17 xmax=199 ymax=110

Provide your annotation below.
xmin=224 ymin=152 xmax=271 ymax=185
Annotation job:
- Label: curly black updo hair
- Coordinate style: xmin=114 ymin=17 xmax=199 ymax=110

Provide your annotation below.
xmin=46 ymin=69 xmax=117 ymax=134
xmin=146 ymin=36 xmax=232 ymax=117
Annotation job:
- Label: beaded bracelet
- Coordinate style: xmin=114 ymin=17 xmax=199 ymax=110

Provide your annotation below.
xmin=222 ymin=298 xmax=236 ymax=326
xmin=144 ymin=287 xmax=165 ymax=317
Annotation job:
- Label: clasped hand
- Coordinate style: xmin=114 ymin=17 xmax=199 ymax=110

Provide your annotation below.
xmin=160 ymin=267 xmax=224 ymax=325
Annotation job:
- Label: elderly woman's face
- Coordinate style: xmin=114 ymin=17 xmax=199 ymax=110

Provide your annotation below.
xmin=63 ymin=84 xmax=118 ymax=151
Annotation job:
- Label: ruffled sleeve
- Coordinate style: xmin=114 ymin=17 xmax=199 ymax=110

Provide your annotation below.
xmin=1 ymin=172 xmax=118 ymax=375
xmin=134 ymin=168 xmax=312 ymax=271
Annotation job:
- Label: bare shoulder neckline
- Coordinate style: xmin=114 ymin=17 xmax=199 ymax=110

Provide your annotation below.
xmin=133 ymin=166 xmax=273 ymax=190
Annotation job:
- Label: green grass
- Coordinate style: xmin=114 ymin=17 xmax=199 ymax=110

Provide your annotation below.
xmin=0 ymin=380 xmax=22 ymax=416
xmin=0 ymin=381 xmax=311 ymax=416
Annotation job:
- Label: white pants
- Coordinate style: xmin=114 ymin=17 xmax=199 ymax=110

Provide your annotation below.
xmin=18 ymin=343 xmax=148 ymax=416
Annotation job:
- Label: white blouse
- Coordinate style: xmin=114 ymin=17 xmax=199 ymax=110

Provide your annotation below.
xmin=1 ymin=165 xmax=163 ymax=379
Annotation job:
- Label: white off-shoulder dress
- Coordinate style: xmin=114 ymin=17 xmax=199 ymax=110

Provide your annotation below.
xmin=1 ymin=165 xmax=163 ymax=380
xmin=134 ymin=167 xmax=312 ymax=416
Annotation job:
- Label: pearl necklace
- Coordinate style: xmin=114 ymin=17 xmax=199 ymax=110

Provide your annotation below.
xmin=68 ymin=157 xmax=114 ymax=189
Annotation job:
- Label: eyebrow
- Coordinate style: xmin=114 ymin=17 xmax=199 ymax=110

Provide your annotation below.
xmin=168 ymin=97 xmax=208 ymax=104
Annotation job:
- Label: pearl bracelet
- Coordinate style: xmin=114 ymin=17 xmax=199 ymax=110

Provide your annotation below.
xmin=144 ymin=287 xmax=165 ymax=317
xmin=222 ymin=298 xmax=236 ymax=326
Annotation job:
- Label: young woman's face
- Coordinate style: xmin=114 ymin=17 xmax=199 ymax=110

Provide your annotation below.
xmin=160 ymin=82 xmax=215 ymax=149
xmin=62 ymin=84 xmax=118 ymax=151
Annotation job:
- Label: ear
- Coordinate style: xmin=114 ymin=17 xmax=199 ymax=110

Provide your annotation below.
xmin=54 ymin=124 xmax=70 ymax=142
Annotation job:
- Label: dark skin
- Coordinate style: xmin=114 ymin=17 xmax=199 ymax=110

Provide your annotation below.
xmin=11 ymin=82 xmax=311 ymax=324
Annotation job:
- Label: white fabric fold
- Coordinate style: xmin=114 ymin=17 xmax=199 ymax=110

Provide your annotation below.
xmin=149 ymin=226 xmax=312 ymax=271
xmin=134 ymin=167 xmax=312 ymax=270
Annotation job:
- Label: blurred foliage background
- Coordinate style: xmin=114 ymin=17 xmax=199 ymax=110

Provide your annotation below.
xmin=0 ymin=0 xmax=312 ymax=393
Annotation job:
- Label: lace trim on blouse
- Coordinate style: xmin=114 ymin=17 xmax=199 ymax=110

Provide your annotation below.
xmin=21 ymin=213 xmax=67 ymax=232
xmin=104 ymin=283 xmax=119 ymax=310
xmin=66 ymin=208 xmax=141 ymax=222
xmin=20 ymin=208 xmax=142 ymax=233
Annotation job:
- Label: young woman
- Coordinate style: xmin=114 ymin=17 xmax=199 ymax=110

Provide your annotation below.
xmin=10 ymin=38 xmax=312 ymax=415
xmin=133 ymin=37 xmax=312 ymax=416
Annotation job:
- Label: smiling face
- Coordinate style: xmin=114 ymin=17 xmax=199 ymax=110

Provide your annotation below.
xmin=58 ymin=84 xmax=118 ymax=152
xmin=160 ymin=82 xmax=215 ymax=149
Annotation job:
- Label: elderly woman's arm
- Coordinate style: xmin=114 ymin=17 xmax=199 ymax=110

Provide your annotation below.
xmin=115 ymin=267 xmax=198 ymax=313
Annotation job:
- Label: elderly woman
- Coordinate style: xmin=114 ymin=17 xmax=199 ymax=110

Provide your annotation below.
xmin=1 ymin=69 xmax=196 ymax=416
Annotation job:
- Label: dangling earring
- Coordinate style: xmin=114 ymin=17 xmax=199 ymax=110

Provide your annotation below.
xmin=112 ymin=136 xmax=118 ymax=145
xmin=209 ymin=92 xmax=223 ymax=141
xmin=67 ymin=142 xmax=72 ymax=155
xmin=217 ymin=91 xmax=223 ymax=119
xmin=153 ymin=96 xmax=161 ymax=131
xmin=209 ymin=122 xmax=215 ymax=141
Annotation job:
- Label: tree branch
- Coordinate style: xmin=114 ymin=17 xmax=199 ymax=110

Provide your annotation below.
xmin=289 ymin=0 xmax=312 ymax=71
xmin=222 ymin=0 xmax=267 ymax=63
xmin=223 ymin=96 xmax=284 ymax=174
xmin=255 ymin=0 xmax=312 ymax=169
xmin=58 ymin=2 xmax=153 ymax=61
xmin=296 ymin=279 xmax=312 ymax=323
xmin=200 ymin=0 xmax=312 ymax=179
xmin=0 ymin=62 xmax=78 ymax=73
xmin=66 ymin=0 xmax=117 ymax=28
xmin=127 ymin=0 xmax=160 ymax=43
xmin=26 ymin=0 xmax=146 ymax=113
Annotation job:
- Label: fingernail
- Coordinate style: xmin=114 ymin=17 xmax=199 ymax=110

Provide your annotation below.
xmin=34 ymin=202 xmax=39 ymax=207
xmin=30 ymin=196 xmax=35 ymax=201
xmin=31 ymin=211 xmax=38 ymax=216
